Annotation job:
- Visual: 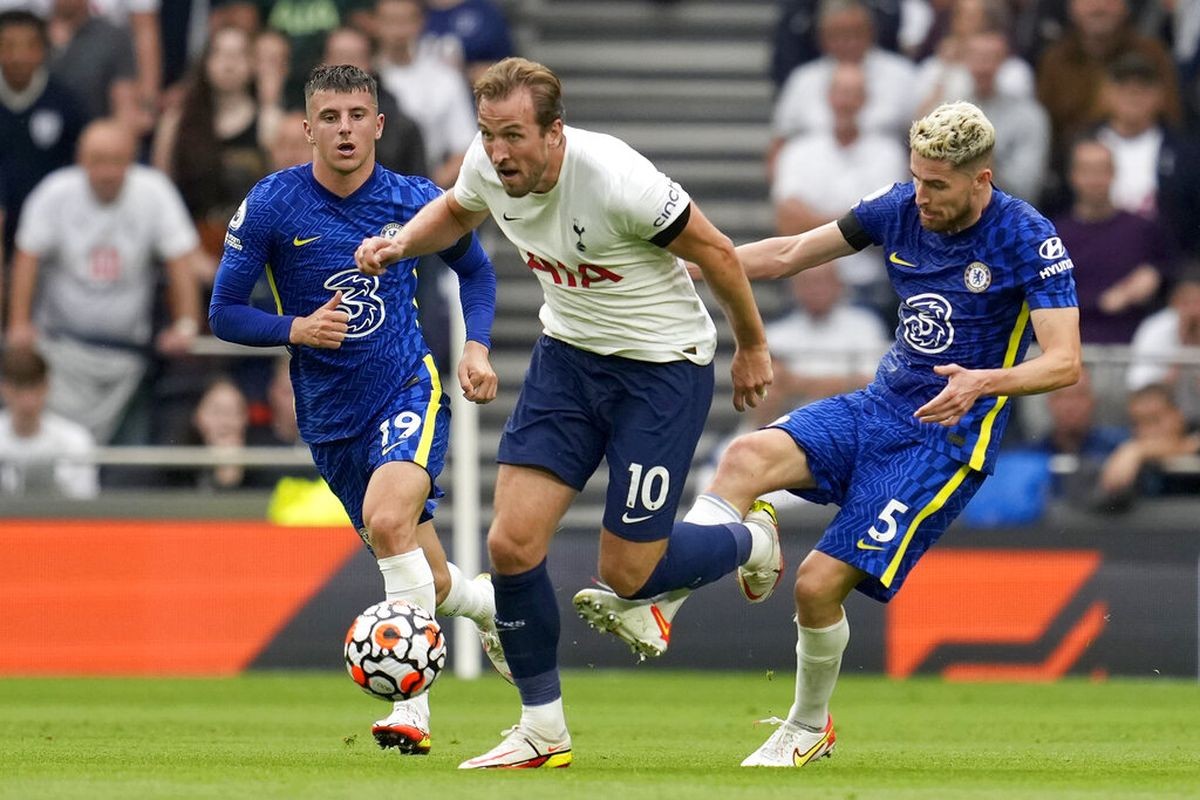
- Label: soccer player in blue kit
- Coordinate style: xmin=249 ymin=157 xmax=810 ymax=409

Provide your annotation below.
xmin=579 ymin=102 xmax=1082 ymax=766
xmin=208 ymin=65 xmax=506 ymax=755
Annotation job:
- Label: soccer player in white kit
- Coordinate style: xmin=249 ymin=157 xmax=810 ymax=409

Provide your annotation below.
xmin=356 ymin=57 xmax=779 ymax=768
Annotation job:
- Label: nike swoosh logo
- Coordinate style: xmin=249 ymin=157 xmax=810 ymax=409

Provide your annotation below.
xmin=502 ymin=213 xmax=522 ymax=221
xmin=620 ymin=512 xmax=653 ymax=524
xmin=293 ymin=235 xmax=321 ymax=246
xmin=856 ymin=539 xmax=885 ymax=551
xmin=545 ymin=744 xmax=567 ymax=753
xmin=888 ymin=251 xmax=916 ymax=267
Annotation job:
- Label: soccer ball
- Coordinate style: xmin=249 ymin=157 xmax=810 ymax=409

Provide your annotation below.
xmin=343 ymin=599 xmax=446 ymax=702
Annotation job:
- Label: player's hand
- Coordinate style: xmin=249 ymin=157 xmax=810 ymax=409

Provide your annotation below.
xmin=457 ymin=340 xmax=498 ymax=404
xmin=914 ymin=363 xmax=987 ymax=426
xmin=730 ymin=343 xmax=773 ymax=412
xmin=289 ymin=291 xmax=349 ymax=349
xmin=355 ymin=236 xmax=406 ymax=276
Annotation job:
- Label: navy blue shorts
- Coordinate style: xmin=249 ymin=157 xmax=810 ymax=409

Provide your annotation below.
xmin=769 ymin=390 xmax=987 ymax=602
xmin=498 ymin=336 xmax=714 ymax=542
xmin=310 ymin=355 xmax=449 ymax=546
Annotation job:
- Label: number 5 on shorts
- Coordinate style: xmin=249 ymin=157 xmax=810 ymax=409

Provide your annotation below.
xmin=867 ymin=498 xmax=910 ymax=543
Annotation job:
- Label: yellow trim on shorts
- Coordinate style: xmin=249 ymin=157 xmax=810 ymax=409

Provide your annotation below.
xmin=414 ymin=354 xmax=442 ymax=468
xmin=265 ymin=264 xmax=283 ymax=315
xmin=968 ymin=301 xmax=1030 ymax=470
xmin=880 ymin=463 xmax=973 ymax=588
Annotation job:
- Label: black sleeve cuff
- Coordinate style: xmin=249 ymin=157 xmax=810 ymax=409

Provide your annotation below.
xmin=836 ymin=211 xmax=873 ymax=251
xmin=437 ymin=233 xmax=473 ymax=262
xmin=649 ymin=202 xmax=692 ymax=248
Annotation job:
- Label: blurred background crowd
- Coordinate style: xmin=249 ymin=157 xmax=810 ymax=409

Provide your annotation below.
xmin=0 ymin=0 xmax=1197 ymax=517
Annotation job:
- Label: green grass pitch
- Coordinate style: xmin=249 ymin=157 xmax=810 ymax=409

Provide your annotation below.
xmin=1 ymin=671 xmax=1197 ymax=799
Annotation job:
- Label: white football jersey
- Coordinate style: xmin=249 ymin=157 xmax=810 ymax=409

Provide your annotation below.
xmin=454 ymin=126 xmax=716 ymax=365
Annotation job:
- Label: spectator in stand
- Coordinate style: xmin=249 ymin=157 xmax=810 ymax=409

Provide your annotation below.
xmin=375 ymin=0 xmax=476 ymax=187
xmin=83 ymin=0 xmax=161 ymax=135
xmin=45 ymin=0 xmax=137 ymax=127
xmin=1033 ymin=366 xmax=1127 ymax=505
xmin=1036 ymin=0 xmax=1180 ymax=172
xmin=914 ymin=0 xmax=1035 ymax=112
xmin=321 ymin=24 xmax=427 ymax=178
xmin=1093 ymin=52 xmax=1200 ymax=256
xmin=0 ymin=345 xmax=97 ymax=498
xmin=771 ymin=61 xmax=906 ymax=318
xmin=0 ymin=10 xmax=84 ymax=259
xmin=269 ymin=109 xmax=314 ymax=169
xmin=266 ymin=0 xmax=375 ymax=109
xmin=421 ymin=0 xmax=515 ymax=85
xmin=1099 ymin=381 xmax=1200 ymax=502
xmin=5 ymin=119 xmax=202 ymax=444
xmin=180 ymin=375 xmax=282 ymax=491
xmin=1053 ymin=137 xmax=1167 ymax=344
xmin=1127 ymin=266 xmax=1200 ymax=422
xmin=152 ymin=25 xmax=273 ymax=261
xmin=253 ymin=27 xmax=290 ymax=126
xmin=770 ymin=0 xmax=903 ymax=91
xmin=957 ymin=27 xmax=1050 ymax=202
xmin=770 ymin=0 xmax=917 ymax=171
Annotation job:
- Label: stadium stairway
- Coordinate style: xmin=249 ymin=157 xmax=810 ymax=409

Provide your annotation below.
xmin=454 ymin=0 xmax=786 ymax=528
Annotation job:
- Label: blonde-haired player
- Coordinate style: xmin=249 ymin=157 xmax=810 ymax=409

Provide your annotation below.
xmin=578 ymin=101 xmax=1081 ymax=766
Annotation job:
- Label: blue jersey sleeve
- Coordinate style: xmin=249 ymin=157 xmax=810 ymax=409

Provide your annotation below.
xmin=1015 ymin=221 xmax=1078 ymax=311
xmin=849 ymin=182 xmax=907 ymax=247
xmin=208 ymin=181 xmax=295 ymax=346
xmin=438 ymin=233 xmax=496 ymax=349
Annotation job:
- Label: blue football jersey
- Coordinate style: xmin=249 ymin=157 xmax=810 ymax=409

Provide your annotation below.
xmin=218 ymin=164 xmax=442 ymax=444
xmin=851 ymin=182 xmax=1078 ymax=473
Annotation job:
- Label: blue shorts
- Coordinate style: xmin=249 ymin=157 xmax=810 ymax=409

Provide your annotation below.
xmin=310 ymin=355 xmax=449 ymax=547
xmin=769 ymin=390 xmax=987 ymax=602
xmin=498 ymin=336 xmax=714 ymax=542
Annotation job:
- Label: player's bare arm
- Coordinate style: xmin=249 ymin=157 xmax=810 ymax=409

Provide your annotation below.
xmin=458 ymin=339 xmax=498 ymax=404
xmin=356 ymin=193 xmax=490 ymax=276
xmin=666 ymin=204 xmax=773 ymax=412
xmin=734 ymin=220 xmax=858 ymax=280
xmin=915 ymin=307 xmax=1082 ymax=426
xmin=288 ymin=291 xmax=350 ymax=349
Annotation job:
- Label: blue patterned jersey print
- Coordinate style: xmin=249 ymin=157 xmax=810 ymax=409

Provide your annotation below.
xmin=852 ymin=182 xmax=1078 ymax=473
xmin=219 ymin=164 xmax=443 ymax=444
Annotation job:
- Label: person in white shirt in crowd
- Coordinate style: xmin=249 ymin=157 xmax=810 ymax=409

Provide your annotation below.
xmin=772 ymin=60 xmax=907 ymax=317
xmin=5 ymin=118 xmax=202 ymax=444
xmin=374 ymin=0 xmax=478 ymax=187
xmin=0 ymin=345 xmax=97 ymax=498
xmin=770 ymin=0 xmax=917 ymax=173
xmin=1127 ymin=266 xmax=1200 ymax=423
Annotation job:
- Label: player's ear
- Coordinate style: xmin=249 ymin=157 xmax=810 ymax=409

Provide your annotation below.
xmin=375 ymin=112 xmax=384 ymax=141
xmin=302 ymin=118 xmax=314 ymax=145
xmin=546 ymin=118 xmax=564 ymax=147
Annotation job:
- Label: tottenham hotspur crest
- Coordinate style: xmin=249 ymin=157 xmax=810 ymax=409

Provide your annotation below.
xmin=964 ymin=261 xmax=991 ymax=293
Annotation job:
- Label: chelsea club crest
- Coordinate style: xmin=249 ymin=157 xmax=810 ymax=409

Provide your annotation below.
xmin=380 ymin=222 xmax=404 ymax=239
xmin=964 ymin=261 xmax=991 ymax=293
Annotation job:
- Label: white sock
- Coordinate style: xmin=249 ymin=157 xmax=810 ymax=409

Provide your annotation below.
xmin=378 ymin=549 xmax=435 ymax=613
xmin=389 ymin=690 xmax=429 ymax=719
xmin=787 ymin=610 xmax=850 ymax=730
xmin=683 ymin=492 xmax=742 ymax=524
xmin=435 ymin=562 xmax=494 ymax=625
xmin=520 ymin=697 xmax=568 ymax=740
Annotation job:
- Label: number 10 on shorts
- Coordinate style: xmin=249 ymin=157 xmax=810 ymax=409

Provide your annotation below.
xmin=625 ymin=462 xmax=670 ymax=511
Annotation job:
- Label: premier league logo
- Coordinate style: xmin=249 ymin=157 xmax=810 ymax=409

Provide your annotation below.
xmin=900 ymin=293 xmax=955 ymax=354
xmin=324 ymin=269 xmax=386 ymax=338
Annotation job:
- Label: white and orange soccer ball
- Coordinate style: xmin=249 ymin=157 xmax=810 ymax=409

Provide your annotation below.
xmin=343 ymin=599 xmax=446 ymax=702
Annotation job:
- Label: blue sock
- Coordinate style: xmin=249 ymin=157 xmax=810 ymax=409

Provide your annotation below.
xmin=492 ymin=559 xmax=561 ymax=706
xmin=628 ymin=521 xmax=752 ymax=600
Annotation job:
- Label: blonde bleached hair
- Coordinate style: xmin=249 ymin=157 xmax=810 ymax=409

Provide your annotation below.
xmin=909 ymin=102 xmax=995 ymax=169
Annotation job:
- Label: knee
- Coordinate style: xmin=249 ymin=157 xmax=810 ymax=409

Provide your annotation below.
xmin=362 ymin=508 xmax=416 ymax=553
xmin=597 ymin=559 xmax=653 ymax=599
xmin=487 ymin=527 xmax=540 ymax=575
xmin=793 ymin=566 xmax=841 ymax=626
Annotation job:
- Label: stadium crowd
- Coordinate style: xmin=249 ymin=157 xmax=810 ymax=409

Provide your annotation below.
xmin=0 ymin=0 xmax=1198 ymax=507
